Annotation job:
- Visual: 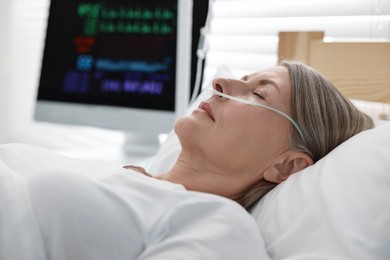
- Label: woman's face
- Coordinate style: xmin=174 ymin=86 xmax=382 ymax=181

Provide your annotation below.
xmin=174 ymin=66 xmax=293 ymax=191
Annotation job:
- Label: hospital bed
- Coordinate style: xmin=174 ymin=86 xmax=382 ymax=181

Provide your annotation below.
xmin=1 ymin=32 xmax=390 ymax=259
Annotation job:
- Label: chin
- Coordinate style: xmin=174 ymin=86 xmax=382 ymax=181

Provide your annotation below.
xmin=174 ymin=116 xmax=192 ymax=136
xmin=174 ymin=115 xmax=202 ymax=146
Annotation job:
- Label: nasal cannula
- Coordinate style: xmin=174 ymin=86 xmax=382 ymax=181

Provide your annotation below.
xmin=207 ymin=88 xmax=305 ymax=142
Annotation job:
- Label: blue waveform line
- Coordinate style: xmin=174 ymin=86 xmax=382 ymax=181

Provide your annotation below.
xmin=95 ymin=58 xmax=169 ymax=72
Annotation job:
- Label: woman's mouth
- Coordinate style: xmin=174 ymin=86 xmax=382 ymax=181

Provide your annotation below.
xmin=198 ymin=102 xmax=215 ymax=121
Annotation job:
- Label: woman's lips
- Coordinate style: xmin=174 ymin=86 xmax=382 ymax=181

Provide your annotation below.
xmin=198 ymin=102 xmax=215 ymax=121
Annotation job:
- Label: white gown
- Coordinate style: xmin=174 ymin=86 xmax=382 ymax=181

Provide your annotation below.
xmin=0 ymin=143 xmax=270 ymax=260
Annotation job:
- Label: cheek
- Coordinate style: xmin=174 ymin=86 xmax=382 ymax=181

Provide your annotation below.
xmin=215 ymin=108 xmax=290 ymax=155
xmin=208 ymin=109 xmax=268 ymax=155
xmin=218 ymin=108 xmax=272 ymax=139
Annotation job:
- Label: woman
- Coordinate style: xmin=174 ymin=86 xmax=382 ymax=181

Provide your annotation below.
xmin=130 ymin=60 xmax=374 ymax=209
xmin=1 ymin=61 xmax=374 ymax=260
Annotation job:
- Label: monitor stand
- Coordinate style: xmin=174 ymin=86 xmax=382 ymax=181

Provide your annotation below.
xmin=123 ymin=132 xmax=160 ymax=156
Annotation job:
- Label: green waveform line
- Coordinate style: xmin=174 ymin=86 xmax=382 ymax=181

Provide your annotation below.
xmin=77 ymin=3 xmax=174 ymax=20
xmin=100 ymin=7 xmax=174 ymax=20
xmin=99 ymin=21 xmax=173 ymax=35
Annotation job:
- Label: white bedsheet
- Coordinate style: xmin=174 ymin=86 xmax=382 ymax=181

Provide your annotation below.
xmin=0 ymin=143 xmax=269 ymax=260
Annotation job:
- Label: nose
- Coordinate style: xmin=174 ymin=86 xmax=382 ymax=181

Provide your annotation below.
xmin=212 ymin=77 xmax=243 ymax=96
xmin=212 ymin=78 xmax=225 ymax=94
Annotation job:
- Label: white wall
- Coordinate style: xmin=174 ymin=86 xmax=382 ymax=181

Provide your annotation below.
xmin=0 ymin=0 xmax=11 ymax=142
xmin=0 ymin=0 xmax=49 ymax=143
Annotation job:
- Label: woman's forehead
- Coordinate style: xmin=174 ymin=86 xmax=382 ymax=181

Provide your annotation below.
xmin=244 ymin=66 xmax=288 ymax=81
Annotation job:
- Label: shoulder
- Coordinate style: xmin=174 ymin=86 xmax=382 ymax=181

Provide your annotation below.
xmin=160 ymin=190 xmax=259 ymax=236
xmin=146 ymin=191 xmax=270 ymax=260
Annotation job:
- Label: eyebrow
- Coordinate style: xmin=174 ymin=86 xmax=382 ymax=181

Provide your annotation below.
xmin=241 ymin=73 xmax=282 ymax=94
xmin=259 ymin=79 xmax=282 ymax=94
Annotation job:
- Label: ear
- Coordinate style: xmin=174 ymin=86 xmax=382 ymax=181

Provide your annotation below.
xmin=263 ymin=152 xmax=313 ymax=184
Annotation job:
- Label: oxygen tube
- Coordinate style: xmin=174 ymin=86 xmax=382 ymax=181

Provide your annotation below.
xmin=207 ymin=88 xmax=305 ymax=142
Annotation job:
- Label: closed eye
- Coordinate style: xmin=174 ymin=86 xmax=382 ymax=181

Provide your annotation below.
xmin=253 ymin=91 xmax=265 ymax=99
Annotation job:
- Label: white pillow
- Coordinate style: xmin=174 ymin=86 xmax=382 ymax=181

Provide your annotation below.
xmin=251 ymin=122 xmax=390 ymax=259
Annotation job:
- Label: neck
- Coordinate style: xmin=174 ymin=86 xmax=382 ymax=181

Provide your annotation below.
xmin=156 ymin=152 xmax=244 ymax=200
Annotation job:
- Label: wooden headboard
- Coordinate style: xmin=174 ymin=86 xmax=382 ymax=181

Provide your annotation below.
xmin=278 ymin=32 xmax=390 ymax=104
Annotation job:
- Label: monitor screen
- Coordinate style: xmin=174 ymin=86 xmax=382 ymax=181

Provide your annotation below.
xmin=35 ymin=0 xmax=192 ymax=139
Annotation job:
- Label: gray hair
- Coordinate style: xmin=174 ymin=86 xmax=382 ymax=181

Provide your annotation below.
xmin=237 ymin=60 xmax=374 ymax=210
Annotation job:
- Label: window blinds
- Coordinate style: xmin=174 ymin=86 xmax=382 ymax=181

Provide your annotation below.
xmin=202 ymin=0 xmax=390 ymax=86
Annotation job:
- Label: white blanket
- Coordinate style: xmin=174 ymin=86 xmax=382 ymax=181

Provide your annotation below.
xmin=0 ymin=143 xmax=269 ymax=260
